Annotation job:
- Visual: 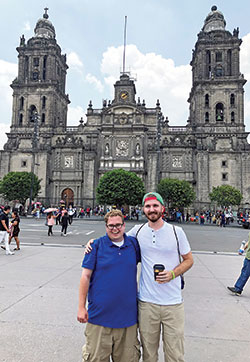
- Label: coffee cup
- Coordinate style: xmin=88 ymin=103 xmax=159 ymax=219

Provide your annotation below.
xmin=153 ymin=264 xmax=165 ymax=280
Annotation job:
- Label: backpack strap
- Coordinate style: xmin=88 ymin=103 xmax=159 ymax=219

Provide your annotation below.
xmin=173 ymin=226 xmax=182 ymax=264
xmin=173 ymin=225 xmax=185 ymax=289
xmin=136 ymin=222 xmax=147 ymax=238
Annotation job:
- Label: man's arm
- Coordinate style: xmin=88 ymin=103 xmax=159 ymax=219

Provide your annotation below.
xmin=77 ymin=268 xmax=93 ymax=323
xmin=156 ymin=252 xmax=194 ymax=284
xmin=173 ymin=251 xmax=194 ymax=276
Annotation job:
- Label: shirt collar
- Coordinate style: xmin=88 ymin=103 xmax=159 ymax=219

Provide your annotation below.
xmin=105 ymin=233 xmax=129 ymax=248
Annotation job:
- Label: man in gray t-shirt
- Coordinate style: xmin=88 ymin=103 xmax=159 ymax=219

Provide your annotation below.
xmin=128 ymin=192 xmax=193 ymax=362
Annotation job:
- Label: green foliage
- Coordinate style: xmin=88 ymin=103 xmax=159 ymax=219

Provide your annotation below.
xmin=157 ymin=178 xmax=196 ymax=208
xmin=0 ymin=172 xmax=41 ymax=205
xmin=96 ymin=169 xmax=145 ymax=207
xmin=209 ymin=185 xmax=242 ymax=208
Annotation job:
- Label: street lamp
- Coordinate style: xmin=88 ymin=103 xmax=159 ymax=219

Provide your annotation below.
xmin=28 ymin=112 xmax=40 ymax=213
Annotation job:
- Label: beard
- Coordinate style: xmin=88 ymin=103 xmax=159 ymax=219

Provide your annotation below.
xmin=146 ymin=211 xmax=162 ymax=222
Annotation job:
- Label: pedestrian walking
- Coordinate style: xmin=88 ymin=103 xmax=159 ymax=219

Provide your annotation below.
xmin=200 ymin=212 xmax=205 ymax=225
xmin=68 ymin=206 xmax=74 ymax=225
xmin=46 ymin=212 xmax=57 ymax=236
xmin=61 ymin=211 xmax=69 ymax=236
xmin=9 ymin=210 xmax=21 ymax=250
xmin=86 ymin=207 xmax=91 ymax=218
xmin=227 ymin=232 xmax=250 ymax=295
xmin=77 ymin=209 xmax=141 ymax=362
xmin=0 ymin=205 xmax=14 ymax=255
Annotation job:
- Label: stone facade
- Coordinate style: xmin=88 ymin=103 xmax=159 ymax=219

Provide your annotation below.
xmin=1 ymin=6 xmax=250 ymax=208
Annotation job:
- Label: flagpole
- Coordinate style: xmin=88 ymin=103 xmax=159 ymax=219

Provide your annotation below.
xmin=122 ymin=16 xmax=127 ymax=74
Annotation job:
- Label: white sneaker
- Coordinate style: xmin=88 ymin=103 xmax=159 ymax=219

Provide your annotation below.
xmin=6 ymin=250 xmax=15 ymax=255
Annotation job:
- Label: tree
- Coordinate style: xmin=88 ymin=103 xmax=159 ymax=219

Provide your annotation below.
xmin=157 ymin=178 xmax=196 ymax=209
xmin=209 ymin=185 xmax=242 ymax=208
xmin=0 ymin=172 xmax=41 ymax=205
xmin=96 ymin=169 xmax=145 ymax=207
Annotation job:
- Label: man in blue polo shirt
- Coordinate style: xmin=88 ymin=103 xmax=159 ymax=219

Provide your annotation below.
xmin=77 ymin=209 xmax=141 ymax=362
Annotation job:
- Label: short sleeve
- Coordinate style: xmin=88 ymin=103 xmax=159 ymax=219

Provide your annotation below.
xmin=82 ymin=239 xmax=99 ymax=270
xmin=127 ymin=224 xmax=143 ymax=238
xmin=129 ymin=237 xmax=141 ymax=263
xmin=175 ymin=227 xmax=191 ymax=255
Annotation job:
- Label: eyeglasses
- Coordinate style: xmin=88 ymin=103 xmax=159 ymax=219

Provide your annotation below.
xmin=106 ymin=223 xmax=124 ymax=230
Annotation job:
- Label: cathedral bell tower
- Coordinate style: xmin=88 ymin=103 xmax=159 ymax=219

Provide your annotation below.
xmin=188 ymin=6 xmax=249 ymax=204
xmin=10 ymin=8 xmax=70 ymax=136
xmin=188 ymin=5 xmax=246 ymax=135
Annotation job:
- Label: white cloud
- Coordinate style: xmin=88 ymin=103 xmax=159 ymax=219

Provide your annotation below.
xmin=86 ymin=73 xmax=104 ymax=93
xmin=101 ymin=45 xmax=191 ymax=125
xmin=67 ymin=52 xmax=84 ymax=72
xmin=240 ymin=33 xmax=250 ymax=131
xmin=67 ymin=105 xmax=86 ymax=125
xmin=0 ymin=59 xmax=17 ymax=150
xmin=0 ymin=123 xmax=10 ymax=150
xmin=23 ymin=21 xmax=31 ymax=31
xmin=0 ymin=59 xmax=17 ymax=104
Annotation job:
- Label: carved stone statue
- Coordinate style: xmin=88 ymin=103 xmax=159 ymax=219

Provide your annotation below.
xmin=135 ymin=143 xmax=140 ymax=156
xmin=105 ymin=143 xmax=110 ymax=155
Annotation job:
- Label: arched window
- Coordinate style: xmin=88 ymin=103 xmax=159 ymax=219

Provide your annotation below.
xmin=29 ymin=105 xmax=37 ymax=122
xmin=42 ymin=96 xmax=46 ymax=109
xmin=206 ymin=51 xmax=211 ymax=78
xmin=43 ymin=56 xmax=47 ymax=80
xmin=41 ymin=113 xmax=45 ymax=123
xmin=206 ymin=50 xmax=211 ymax=64
xmin=231 ymin=112 xmax=235 ymax=122
xmin=19 ymin=113 xmax=23 ymax=125
xmin=19 ymin=97 xmax=24 ymax=110
xmin=227 ymin=50 xmax=232 ymax=76
xmin=230 ymin=94 xmax=235 ymax=106
xmin=205 ymin=112 xmax=209 ymax=122
xmin=205 ymin=94 xmax=209 ymax=107
xmin=216 ymin=103 xmax=224 ymax=121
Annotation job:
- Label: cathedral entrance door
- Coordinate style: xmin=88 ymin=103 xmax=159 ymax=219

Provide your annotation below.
xmin=61 ymin=188 xmax=74 ymax=207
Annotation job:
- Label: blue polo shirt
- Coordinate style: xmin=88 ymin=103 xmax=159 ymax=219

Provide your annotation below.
xmin=82 ymin=233 xmax=141 ymax=328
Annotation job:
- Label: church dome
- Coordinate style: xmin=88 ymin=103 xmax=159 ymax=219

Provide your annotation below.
xmin=202 ymin=5 xmax=226 ymax=32
xmin=34 ymin=8 xmax=56 ymax=39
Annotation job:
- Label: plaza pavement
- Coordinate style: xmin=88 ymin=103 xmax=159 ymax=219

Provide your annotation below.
xmin=0 ymin=243 xmax=250 ymax=362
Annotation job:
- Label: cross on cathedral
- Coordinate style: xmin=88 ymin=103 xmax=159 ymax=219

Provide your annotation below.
xmin=43 ymin=7 xmax=49 ymax=18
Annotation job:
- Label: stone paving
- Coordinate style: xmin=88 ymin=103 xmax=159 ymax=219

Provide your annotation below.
xmin=0 ymin=245 xmax=250 ymax=362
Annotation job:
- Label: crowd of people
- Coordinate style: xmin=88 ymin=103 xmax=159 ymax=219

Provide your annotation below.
xmin=165 ymin=209 xmax=236 ymax=226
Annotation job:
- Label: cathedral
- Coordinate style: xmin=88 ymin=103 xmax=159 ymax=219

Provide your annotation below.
xmin=1 ymin=6 xmax=250 ymax=209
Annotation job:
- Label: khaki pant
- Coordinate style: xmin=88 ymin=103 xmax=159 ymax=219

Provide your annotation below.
xmin=82 ymin=323 xmax=141 ymax=362
xmin=139 ymin=301 xmax=184 ymax=362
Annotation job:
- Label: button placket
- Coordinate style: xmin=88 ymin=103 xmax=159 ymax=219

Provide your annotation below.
xmin=152 ymin=230 xmax=156 ymax=244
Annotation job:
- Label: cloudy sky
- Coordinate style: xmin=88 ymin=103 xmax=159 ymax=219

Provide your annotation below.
xmin=1 ymin=0 xmax=250 ymax=149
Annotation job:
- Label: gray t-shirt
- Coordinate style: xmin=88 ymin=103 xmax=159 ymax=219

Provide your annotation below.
xmin=128 ymin=222 xmax=191 ymax=305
